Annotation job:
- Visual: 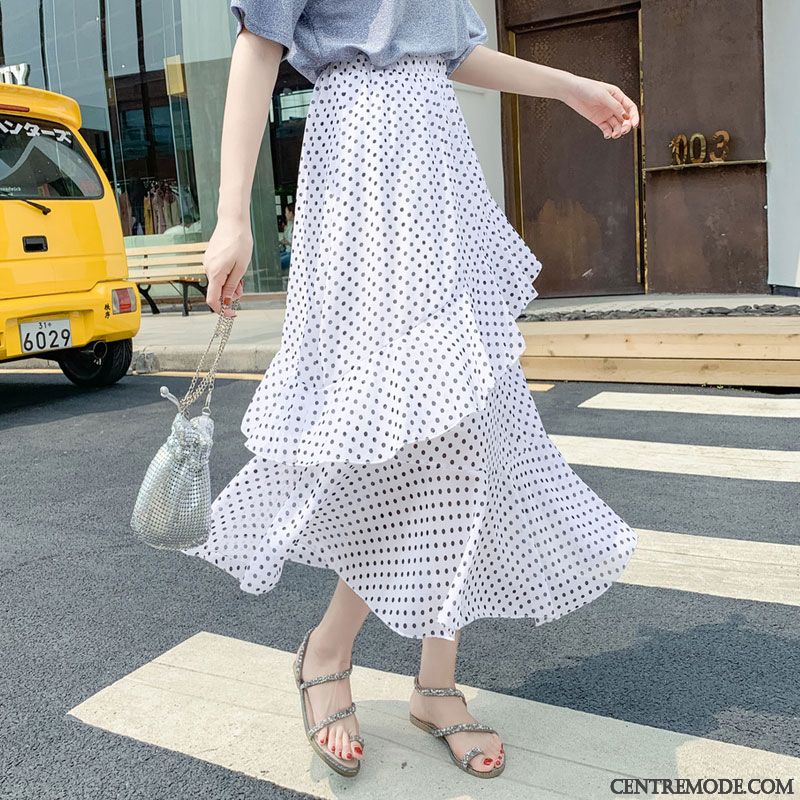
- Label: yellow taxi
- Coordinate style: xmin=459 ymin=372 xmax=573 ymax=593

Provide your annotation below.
xmin=0 ymin=83 xmax=140 ymax=386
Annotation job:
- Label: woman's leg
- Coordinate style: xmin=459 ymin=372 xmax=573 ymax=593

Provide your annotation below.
xmin=410 ymin=629 xmax=504 ymax=772
xmin=300 ymin=578 xmax=370 ymax=761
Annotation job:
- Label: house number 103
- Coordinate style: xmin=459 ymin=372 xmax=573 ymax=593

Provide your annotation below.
xmin=670 ymin=130 xmax=731 ymax=166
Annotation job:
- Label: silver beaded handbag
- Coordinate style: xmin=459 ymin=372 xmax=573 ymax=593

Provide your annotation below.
xmin=130 ymin=299 xmax=240 ymax=550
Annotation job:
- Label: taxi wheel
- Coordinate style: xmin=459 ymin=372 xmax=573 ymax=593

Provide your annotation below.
xmin=58 ymin=339 xmax=133 ymax=388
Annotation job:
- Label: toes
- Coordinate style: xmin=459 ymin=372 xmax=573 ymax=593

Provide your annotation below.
xmin=341 ymin=729 xmax=354 ymax=761
xmin=335 ymin=726 xmax=346 ymax=760
xmin=352 ymin=738 xmax=364 ymax=759
xmin=494 ymin=739 xmax=505 ymax=768
xmin=468 ymin=736 xmax=503 ymax=771
xmin=470 ymin=752 xmax=494 ymax=772
xmin=316 ymin=727 xmax=327 ymax=747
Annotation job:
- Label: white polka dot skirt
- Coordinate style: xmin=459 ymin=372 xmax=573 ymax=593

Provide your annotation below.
xmin=181 ymin=52 xmax=638 ymax=640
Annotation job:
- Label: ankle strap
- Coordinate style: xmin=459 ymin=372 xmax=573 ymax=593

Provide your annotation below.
xmin=300 ymin=665 xmax=353 ymax=690
xmin=413 ymin=675 xmax=465 ymax=700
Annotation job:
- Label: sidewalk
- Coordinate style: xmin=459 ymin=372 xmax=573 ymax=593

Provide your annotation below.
xmin=130 ymin=291 xmax=800 ymax=374
xmin=2 ymin=292 xmax=798 ymax=375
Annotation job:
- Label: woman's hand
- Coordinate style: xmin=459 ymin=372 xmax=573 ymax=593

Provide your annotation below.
xmin=204 ymin=216 xmax=252 ymax=317
xmin=560 ymin=75 xmax=640 ymax=140
xmin=203 ymin=29 xmax=283 ymax=317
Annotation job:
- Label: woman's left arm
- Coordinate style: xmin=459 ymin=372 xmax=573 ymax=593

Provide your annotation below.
xmin=450 ymin=44 xmax=639 ymax=141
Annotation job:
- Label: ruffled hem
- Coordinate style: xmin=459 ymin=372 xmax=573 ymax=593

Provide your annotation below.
xmin=184 ymin=365 xmax=638 ymax=641
xmin=241 ymin=282 xmax=537 ymax=466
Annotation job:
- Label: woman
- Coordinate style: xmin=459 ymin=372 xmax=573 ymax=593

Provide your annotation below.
xmin=184 ymin=0 xmax=640 ymax=780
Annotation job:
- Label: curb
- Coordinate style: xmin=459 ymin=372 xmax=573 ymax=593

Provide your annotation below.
xmin=131 ymin=345 xmax=280 ymax=374
xmin=0 ymin=345 xmax=281 ymax=374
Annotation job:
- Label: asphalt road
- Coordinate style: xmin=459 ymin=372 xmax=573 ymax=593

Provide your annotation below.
xmin=1 ymin=371 xmax=799 ymax=799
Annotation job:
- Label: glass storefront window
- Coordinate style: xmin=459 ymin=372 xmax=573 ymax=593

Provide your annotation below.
xmin=0 ymin=0 xmax=313 ymax=294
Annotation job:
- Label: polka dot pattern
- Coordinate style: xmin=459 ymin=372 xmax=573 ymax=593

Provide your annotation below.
xmin=180 ymin=52 xmax=638 ymax=640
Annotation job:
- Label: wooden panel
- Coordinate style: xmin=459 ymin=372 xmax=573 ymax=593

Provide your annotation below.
xmin=520 ymin=357 xmax=800 ymax=388
xmin=512 ymin=12 xmax=643 ymax=296
xmin=127 ymin=254 xmax=206 ymax=268
xmin=520 ymin=316 xmax=799 ymax=359
xmin=126 ymin=242 xmax=209 ymax=256
xmin=126 ymin=273 xmax=205 ymax=283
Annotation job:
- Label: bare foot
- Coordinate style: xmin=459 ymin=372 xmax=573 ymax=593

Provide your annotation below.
xmin=409 ymin=687 xmax=503 ymax=772
xmin=298 ymin=627 xmax=364 ymax=764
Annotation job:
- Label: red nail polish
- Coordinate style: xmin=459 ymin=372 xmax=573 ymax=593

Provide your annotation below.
xmin=483 ymin=757 xmax=493 ymax=765
xmin=354 ymin=746 xmax=362 ymax=754
xmin=346 ymin=753 xmax=353 ymax=759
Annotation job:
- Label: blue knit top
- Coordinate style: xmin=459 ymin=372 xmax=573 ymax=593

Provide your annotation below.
xmin=230 ymin=0 xmax=489 ymax=84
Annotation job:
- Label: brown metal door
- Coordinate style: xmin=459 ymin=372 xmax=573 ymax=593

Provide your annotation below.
xmin=510 ymin=10 xmax=644 ymax=296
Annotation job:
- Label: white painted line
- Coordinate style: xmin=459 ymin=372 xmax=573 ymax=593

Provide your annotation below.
xmin=623 ymin=529 xmax=800 ymax=606
xmin=549 ymin=435 xmax=800 ymax=483
xmin=67 ymin=632 xmax=800 ymax=799
xmin=580 ymin=391 xmax=800 ymax=418
xmin=149 ymin=370 xmax=267 ymax=380
xmin=0 ymin=368 xmax=63 ymax=374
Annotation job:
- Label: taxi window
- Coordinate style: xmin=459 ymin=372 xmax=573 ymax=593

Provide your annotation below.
xmin=0 ymin=114 xmax=103 ymax=200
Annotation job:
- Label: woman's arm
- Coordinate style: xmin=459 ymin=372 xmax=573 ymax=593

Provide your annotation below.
xmin=450 ymin=44 xmax=639 ymax=141
xmin=204 ymin=28 xmax=284 ymax=316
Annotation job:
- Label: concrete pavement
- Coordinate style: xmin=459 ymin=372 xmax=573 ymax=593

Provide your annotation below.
xmin=3 ymin=372 xmax=800 ymax=799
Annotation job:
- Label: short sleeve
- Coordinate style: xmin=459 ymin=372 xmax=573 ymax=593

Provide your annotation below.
xmin=446 ymin=0 xmax=489 ymax=78
xmin=230 ymin=0 xmax=308 ymax=57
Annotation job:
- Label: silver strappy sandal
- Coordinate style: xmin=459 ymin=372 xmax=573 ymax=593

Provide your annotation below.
xmin=409 ymin=675 xmax=505 ymax=778
xmin=292 ymin=627 xmax=365 ymax=778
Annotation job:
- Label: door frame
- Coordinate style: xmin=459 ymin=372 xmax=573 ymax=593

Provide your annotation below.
xmin=499 ymin=2 xmax=648 ymax=292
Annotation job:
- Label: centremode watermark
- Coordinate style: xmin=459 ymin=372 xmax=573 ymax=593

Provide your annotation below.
xmin=610 ymin=777 xmax=795 ymax=795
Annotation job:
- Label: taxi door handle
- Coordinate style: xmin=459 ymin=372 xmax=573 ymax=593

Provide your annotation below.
xmin=23 ymin=236 xmax=48 ymax=253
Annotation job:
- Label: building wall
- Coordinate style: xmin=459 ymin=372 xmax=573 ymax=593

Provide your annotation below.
xmin=763 ymin=0 xmax=800 ymax=291
xmin=498 ymin=0 xmax=770 ymax=296
xmin=180 ymin=2 xmax=282 ymax=292
xmin=452 ymin=0 xmax=506 ymax=211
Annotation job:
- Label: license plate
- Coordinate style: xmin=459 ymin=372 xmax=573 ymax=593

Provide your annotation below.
xmin=19 ymin=317 xmax=72 ymax=354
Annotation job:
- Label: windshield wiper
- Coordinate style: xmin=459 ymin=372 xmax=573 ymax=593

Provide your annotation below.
xmin=0 ymin=191 xmax=52 ymax=214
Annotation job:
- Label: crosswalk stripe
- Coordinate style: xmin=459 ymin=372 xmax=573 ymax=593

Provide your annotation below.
xmin=623 ymin=529 xmax=800 ymax=606
xmin=579 ymin=391 xmax=800 ymax=418
xmin=550 ymin=434 xmax=800 ymax=482
xmin=66 ymin=632 xmax=800 ymax=799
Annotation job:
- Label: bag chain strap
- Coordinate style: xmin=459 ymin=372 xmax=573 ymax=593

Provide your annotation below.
xmin=178 ymin=298 xmax=241 ymax=416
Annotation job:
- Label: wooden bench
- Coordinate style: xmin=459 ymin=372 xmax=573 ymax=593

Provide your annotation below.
xmin=126 ymin=242 xmax=209 ymax=316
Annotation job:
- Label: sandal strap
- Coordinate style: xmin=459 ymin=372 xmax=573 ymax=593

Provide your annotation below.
xmin=300 ymin=665 xmax=353 ymax=690
xmin=294 ymin=627 xmax=314 ymax=682
xmin=413 ymin=675 xmax=465 ymax=700
xmin=460 ymin=745 xmax=485 ymax=770
xmin=431 ymin=721 xmax=497 ymax=738
xmin=307 ymin=701 xmax=357 ymax=737
xmin=295 ymin=626 xmax=354 ymax=690
xmin=349 ymin=733 xmax=365 ymax=747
